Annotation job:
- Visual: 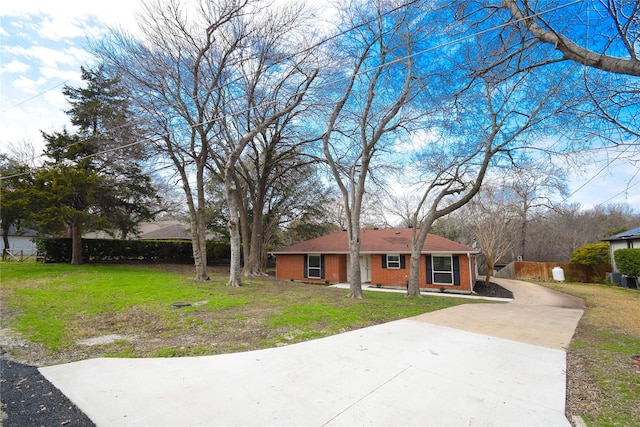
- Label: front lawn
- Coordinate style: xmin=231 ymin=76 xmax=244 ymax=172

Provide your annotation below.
xmin=0 ymin=263 xmax=472 ymax=365
xmin=540 ymin=281 xmax=640 ymax=426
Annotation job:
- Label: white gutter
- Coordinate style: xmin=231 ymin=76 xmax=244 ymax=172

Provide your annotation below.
xmin=468 ymin=252 xmax=475 ymax=293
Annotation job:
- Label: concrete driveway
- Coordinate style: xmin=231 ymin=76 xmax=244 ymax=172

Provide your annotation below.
xmin=40 ymin=278 xmax=584 ymax=426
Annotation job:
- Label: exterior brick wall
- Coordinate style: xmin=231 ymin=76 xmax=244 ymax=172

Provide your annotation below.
xmin=369 ymin=253 xmax=475 ymax=291
xmin=275 ymin=254 xmax=347 ymax=283
xmin=276 ymin=252 xmax=475 ymax=292
xmin=369 ymin=254 xmax=412 ymax=287
xmin=324 ymin=254 xmax=348 ymax=283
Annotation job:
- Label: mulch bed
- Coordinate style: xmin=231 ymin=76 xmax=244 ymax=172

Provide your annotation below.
xmin=0 ymin=358 xmax=95 ymax=427
xmin=473 ymin=280 xmax=514 ymax=299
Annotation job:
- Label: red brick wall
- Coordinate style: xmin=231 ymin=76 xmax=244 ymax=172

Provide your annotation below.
xmin=369 ymin=254 xmax=412 ymax=287
xmin=369 ymin=254 xmax=475 ymax=291
xmin=275 ymin=254 xmax=347 ymax=283
xmin=276 ymin=253 xmax=475 ymax=291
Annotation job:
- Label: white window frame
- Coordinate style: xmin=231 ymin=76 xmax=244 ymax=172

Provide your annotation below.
xmin=307 ymin=254 xmax=322 ymax=278
xmin=386 ymin=254 xmax=401 ymax=269
xmin=432 ymin=255 xmax=453 ymax=284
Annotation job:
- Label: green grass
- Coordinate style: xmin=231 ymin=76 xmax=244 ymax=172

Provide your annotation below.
xmin=538 ymin=281 xmax=640 ymax=426
xmin=0 ymin=262 xmax=474 ymax=363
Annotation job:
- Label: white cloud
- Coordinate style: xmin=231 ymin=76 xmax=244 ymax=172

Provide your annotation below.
xmin=12 ymin=75 xmax=45 ymax=93
xmin=42 ymin=89 xmax=69 ymax=111
xmin=2 ymin=0 xmax=144 ymax=31
xmin=395 ymin=128 xmax=440 ymax=154
xmin=39 ymin=66 xmax=82 ymax=82
xmin=0 ymin=59 xmax=30 ymax=74
xmin=38 ymin=16 xmax=88 ymax=40
xmin=6 ymin=45 xmax=92 ymax=67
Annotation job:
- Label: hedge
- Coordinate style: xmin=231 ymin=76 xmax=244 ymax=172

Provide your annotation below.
xmin=35 ymin=238 xmax=231 ymax=264
xmin=614 ymin=248 xmax=640 ymax=277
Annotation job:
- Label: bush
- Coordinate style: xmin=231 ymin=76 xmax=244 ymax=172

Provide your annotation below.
xmin=570 ymin=242 xmax=610 ymax=265
xmin=614 ymin=248 xmax=640 ymax=277
xmin=35 ymin=238 xmax=231 ymax=264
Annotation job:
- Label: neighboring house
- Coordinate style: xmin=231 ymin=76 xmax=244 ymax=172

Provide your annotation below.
xmin=85 ymin=220 xmax=220 ymax=241
xmin=138 ymin=222 xmax=193 ymax=240
xmin=0 ymin=225 xmax=37 ymax=256
xmin=602 ymin=226 xmax=640 ymax=273
xmin=272 ymin=228 xmax=479 ymax=293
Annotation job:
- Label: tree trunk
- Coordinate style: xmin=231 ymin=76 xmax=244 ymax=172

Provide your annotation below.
xmin=195 ymin=169 xmax=209 ymax=281
xmin=344 ymin=208 xmax=363 ymax=298
xmin=519 ymin=218 xmax=527 ymax=261
xmin=242 ymin=195 xmax=267 ymax=277
xmin=484 ymin=263 xmax=494 ymax=288
xmin=181 ymin=166 xmax=209 ymax=282
xmin=2 ymin=225 xmax=9 ymax=261
xmin=70 ymin=219 xmax=83 ymax=265
xmin=189 ymin=220 xmax=209 ymax=281
xmin=407 ymin=226 xmax=428 ymax=297
xmin=236 ymin=186 xmax=250 ymax=269
xmin=348 ymin=241 xmax=363 ymax=299
xmin=226 ymin=184 xmax=242 ymax=287
xmin=406 ymin=249 xmax=422 ymax=297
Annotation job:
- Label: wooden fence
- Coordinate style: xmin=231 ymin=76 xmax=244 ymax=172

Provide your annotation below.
xmin=495 ymin=261 xmax=611 ymax=283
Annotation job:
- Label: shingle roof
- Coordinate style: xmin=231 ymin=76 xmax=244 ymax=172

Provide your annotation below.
xmin=272 ymin=228 xmax=476 ymax=254
xmin=0 ymin=225 xmax=37 ymax=238
xmin=602 ymin=226 xmax=640 ymax=241
xmin=139 ymin=224 xmax=191 ymax=240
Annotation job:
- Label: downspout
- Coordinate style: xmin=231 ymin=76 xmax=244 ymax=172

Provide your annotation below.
xmin=468 ymin=252 xmax=475 ymax=294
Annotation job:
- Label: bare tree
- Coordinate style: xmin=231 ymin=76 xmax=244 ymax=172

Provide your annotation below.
xmin=504 ymin=160 xmax=568 ymax=260
xmin=403 ymin=35 xmax=573 ymax=295
xmin=467 ymin=186 xmax=518 ymax=287
xmin=469 ymin=1 xmax=640 ymax=160
xmin=215 ymin=3 xmax=319 ymax=286
xmin=96 ymin=0 xmax=255 ymax=281
xmin=321 ymin=0 xmax=434 ymax=298
xmin=97 ymin=0 xmax=318 ymax=285
xmin=500 ymin=0 xmax=640 ymax=77
xmin=526 ymin=202 xmax=640 ymax=261
xmin=209 ymin=6 xmax=322 ymax=277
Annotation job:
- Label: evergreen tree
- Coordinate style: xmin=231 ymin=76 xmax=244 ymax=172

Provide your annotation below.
xmin=30 ymin=66 xmax=160 ymax=264
xmin=0 ymin=154 xmax=33 ymax=260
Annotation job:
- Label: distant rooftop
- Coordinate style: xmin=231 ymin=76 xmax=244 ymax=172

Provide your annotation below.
xmin=602 ymin=226 xmax=640 ymax=241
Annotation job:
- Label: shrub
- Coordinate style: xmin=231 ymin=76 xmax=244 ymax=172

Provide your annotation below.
xmin=35 ymin=238 xmax=230 ymax=264
xmin=614 ymin=248 xmax=640 ymax=277
xmin=570 ymin=242 xmax=610 ymax=265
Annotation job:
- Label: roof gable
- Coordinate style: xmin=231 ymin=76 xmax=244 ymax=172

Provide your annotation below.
xmin=273 ymin=228 xmax=476 ymax=254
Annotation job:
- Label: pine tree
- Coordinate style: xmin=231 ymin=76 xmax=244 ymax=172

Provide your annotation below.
xmin=30 ymin=66 xmax=160 ymax=264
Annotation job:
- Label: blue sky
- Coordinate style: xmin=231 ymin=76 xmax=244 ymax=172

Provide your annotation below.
xmin=1 ymin=1 xmax=638 ymax=211
xmin=1 ymin=1 xmax=140 ymax=148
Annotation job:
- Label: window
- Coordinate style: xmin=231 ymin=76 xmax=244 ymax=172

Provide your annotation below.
xmin=427 ymin=255 xmax=460 ymax=286
xmin=386 ymin=254 xmax=401 ymax=269
xmin=307 ymin=254 xmax=322 ymax=278
xmin=382 ymin=254 xmax=405 ymax=269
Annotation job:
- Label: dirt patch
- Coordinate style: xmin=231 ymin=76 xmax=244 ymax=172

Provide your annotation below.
xmin=78 ymin=334 xmax=136 ymax=346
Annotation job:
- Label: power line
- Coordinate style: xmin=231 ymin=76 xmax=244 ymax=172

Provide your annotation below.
xmin=0 ymin=0 xmax=602 ymax=185
xmin=1 ymin=80 xmax=72 ymax=113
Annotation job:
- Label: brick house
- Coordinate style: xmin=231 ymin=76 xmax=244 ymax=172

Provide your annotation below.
xmin=272 ymin=228 xmax=479 ymax=293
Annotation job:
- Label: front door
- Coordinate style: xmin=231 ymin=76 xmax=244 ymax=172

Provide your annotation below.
xmin=359 ymin=255 xmax=371 ymax=283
